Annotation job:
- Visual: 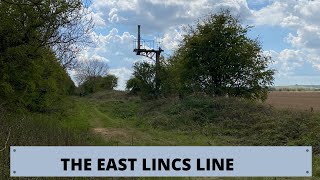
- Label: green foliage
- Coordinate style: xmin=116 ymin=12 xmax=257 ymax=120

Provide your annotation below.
xmin=170 ymin=11 xmax=275 ymax=100
xmin=0 ymin=97 xmax=103 ymax=179
xmin=0 ymin=0 xmax=92 ymax=68
xmin=126 ymin=59 xmax=172 ymax=98
xmin=126 ymin=62 xmax=156 ymax=97
xmin=127 ymin=11 xmax=274 ymax=100
xmin=100 ymin=74 xmax=118 ymax=90
xmin=126 ymin=77 xmax=142 ymax=94
xmin=136 ymin=95 xmax=320 ymax=154
xmin=2 ymin=89 xmax=318 ymax=178
xmin=79 ymin=74 xmax=118 ymax=95
xmin=0 ymin=0 xmax=90 ymax=111
xmin=128 ymin=11 xmax=275 ymax=100
xmin=0 ymin=45 xmax=75 ymax=111
xmin=83 ymin=90 xmax=320 ymax=177
xmin=74 ymin=59 xmax=117 ymax=96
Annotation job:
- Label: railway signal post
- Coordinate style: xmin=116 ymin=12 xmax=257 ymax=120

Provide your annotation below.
xmin=133 ymin=25 xmax=164 ymax=97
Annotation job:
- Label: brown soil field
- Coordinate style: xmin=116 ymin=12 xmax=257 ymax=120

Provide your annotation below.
xmin=266 ymin=91 xmax=320 ymax=111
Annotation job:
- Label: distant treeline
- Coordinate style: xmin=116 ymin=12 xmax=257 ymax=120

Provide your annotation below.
xmin=74 ymin=59 xmax=118 ymax=96
xmin=269 ymin=87 xmax=320 ymax=91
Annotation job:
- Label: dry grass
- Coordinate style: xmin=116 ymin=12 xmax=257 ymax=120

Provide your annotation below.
xmin=266 ymin=91 xmax=320 ymax=111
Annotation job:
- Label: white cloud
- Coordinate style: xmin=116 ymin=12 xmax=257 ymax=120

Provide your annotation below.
xmin=286 ymin=25 xmax=320 ymax=49
xmin=89 ymin=0 xmax=253 ymax=53
xmin=251 ymin=0 xmax=320 ymax=81
xmin=280 ymin=15 xmax=300 ymax=28
xmin=252 ymin=1 xmax=320 ymax=50
xmin=109 ymin=67 xmax=133 ymax=90
xmin=108 ymin=8 xmax=119 ymax=23
xmin=161 ymin=27 xmax=184 ymax=50
xmin=268 ymin=49 xmax=304 ymax=76
xmin=252 ymin=1 xmax=288 ymax=26
xmin=90 ymin=11 xmax=106 ymax=27
xmin=92 ymin=54 xmax=110 ymax=62
xmin=269 ymin=48 xmax=320 ymax=78
xmin=90 ymin=0 xmax=252 ymax=31
xmin=75 ymin=27 xmax=145 ymax=89
xmin=77 ymin=0 xmax=320 ymax=88
xmin=297 ymin=0 xmax=320 ymax=25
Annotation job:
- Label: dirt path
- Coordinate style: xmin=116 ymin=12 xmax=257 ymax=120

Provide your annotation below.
xmin=87 ymin=103 xmax=152 ymax=145
xmin=89 ymin=105 xmax=129 ymax=143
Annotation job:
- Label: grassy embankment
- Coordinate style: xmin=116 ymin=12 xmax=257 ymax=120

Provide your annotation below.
xmin=0 ymin=97 xmax=104 ymax=179
xmin=1 ymin=90 xmax=320 ymax=179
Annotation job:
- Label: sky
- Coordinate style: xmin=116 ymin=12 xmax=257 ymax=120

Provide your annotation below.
xmin=76 ymin=0 xmax=320 ymax=90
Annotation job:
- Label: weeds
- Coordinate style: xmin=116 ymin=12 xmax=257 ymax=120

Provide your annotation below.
xmin=0 ymin=98 xmax=99 ymax=179
xmin=1 ymin=91 xmax=320 ymax=179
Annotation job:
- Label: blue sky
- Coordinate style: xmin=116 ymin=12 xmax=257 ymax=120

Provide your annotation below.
xmin=76 ymin=0 xmax=320 ymax=89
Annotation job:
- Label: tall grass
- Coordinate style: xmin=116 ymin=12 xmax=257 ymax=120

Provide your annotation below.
xmin=1 ymin=91 xmax=320 ymax=179
xmin=137 ymin=96 xmax=320 ymax=177
xmin=138 ymin=96 xmax=320 ymax=152
xmin=0 ymin=98 xmax=99 ymax=179
xmin=92 ymin=92 xmax=320 ymax=178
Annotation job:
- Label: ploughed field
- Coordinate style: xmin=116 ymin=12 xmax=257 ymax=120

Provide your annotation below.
xmin=266 ymin=91 xmax=320 ymax=111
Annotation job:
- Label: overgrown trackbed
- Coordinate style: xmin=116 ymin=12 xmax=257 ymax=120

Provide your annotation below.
xmin=75 ymin=91 xmax=215 ymax=146
xmin=70 ymin=90 xmax=320 ymax=178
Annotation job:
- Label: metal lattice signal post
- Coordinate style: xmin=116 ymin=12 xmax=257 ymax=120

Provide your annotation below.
xmin=133 ymin=25 xmax=164 ymax=96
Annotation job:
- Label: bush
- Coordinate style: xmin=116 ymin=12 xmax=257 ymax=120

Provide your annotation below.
xmin=0 ymin=100 xmax=93 ymax=179
xmin=126 ymin=60 xmax=172 ymax=99
xmin=137 ymin=96 xmax=320 ymax=154
xmin=0 ymin=47 xmax=75 ymax=112
xmin=78 ymin=74 xmax=118 ymax=95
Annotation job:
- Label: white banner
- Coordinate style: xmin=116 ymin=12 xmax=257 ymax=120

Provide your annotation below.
xmin=10 ymin=146 xmax=312 ymax=177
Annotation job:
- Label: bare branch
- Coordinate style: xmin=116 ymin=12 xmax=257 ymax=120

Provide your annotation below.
xmin=1 ymin=0 xmax=94 ymax=69
xmin=75 ymin=59 xmax=109 ymax=85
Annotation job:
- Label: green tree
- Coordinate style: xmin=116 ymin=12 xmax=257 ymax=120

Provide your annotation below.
xmin=75 ymin=59 xmax=118 ymax=95
xmin=75 ymin=59 xmax=109 ymax=85
xmin=79 ymin=75 xmax=118 ymax=95
xmin=0 ymin=0 xmax=92 ymax=68
xmin=170 ymin=10 xmax=274 ymax=100
xmin=0 ymin=0 xmax=90 ymax=110
xmin=126 ymin=62 xmax=156 ymax=97
xmin=100 ymin=74 xmax=118 ymax=90
xmin=126 ymin=58 xmax=172 ymax=98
